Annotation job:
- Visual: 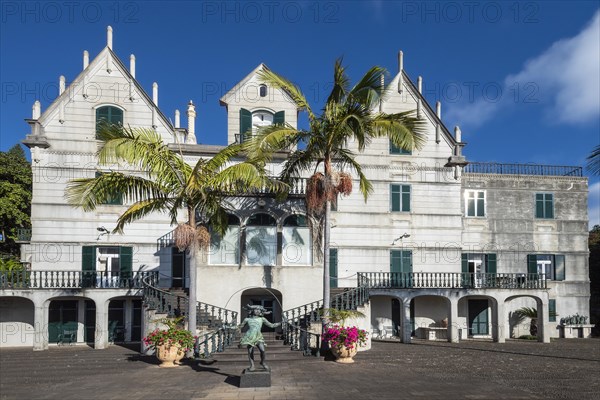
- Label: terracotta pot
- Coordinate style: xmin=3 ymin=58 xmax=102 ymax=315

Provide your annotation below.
xmin=331 ymin=345 xmax=358 ymax=363
xmin=155 ymin=343 xmax=185 ymax=368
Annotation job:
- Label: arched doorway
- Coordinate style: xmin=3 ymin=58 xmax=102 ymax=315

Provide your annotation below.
xmin=458 ymin=295 xmax=498 ymax=340
xmin=240 ymin=288 xmax=283 ymax=332
xmin=411 ymin=295 xmax=450 ymax=340
xmin=0 ymin=296 xmax=35 ymax=347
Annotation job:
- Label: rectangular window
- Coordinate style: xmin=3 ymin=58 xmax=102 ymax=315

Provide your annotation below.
xmin=549 ymin=299 xmax=557 ymax=322
xmin=246 ymin=226 xmax=277 ymax=266
xmin=390 ymin=250 xmax=412 ymax=287
xmin=527 ymin=254 xmax=565 ymax=281
xmin=535 ymin=193 xmax=554 ymax=218
xmin=465 ymin=190 xmax=485 ymax=217
xmin=209 ymin=226 xmax=240 ymax=265
xmin=389 ymin=139 xmax=411 ymax=155
xmin=390 ymin=184 xmax=411 ymax=212
xmin=82 ymin=246 xmax=132 ymax=287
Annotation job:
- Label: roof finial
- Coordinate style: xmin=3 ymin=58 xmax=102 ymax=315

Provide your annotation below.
xmin=107 ymin=26 xmax=113 ymax=49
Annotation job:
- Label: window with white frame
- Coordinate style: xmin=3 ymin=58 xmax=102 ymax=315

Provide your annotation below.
xmin=246 ymin=213 xmax=277 ymax=266
xmin=282 ymin=215 xmax=311 ymax=266
xmin=208 ymin=215 xmax=240 ymax=265
xmin=465 ymin=190 xmax=485 ymax=217
xmin=527 ymin=254 xmax=565 ymax=280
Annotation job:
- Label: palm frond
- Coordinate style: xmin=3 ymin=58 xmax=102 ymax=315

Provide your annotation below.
xmin=373 ymin=110 xmax=428 ymax=152
xmin=325 ymin=58 xmax=350 ymax=106
xmin=336 ymin=149 xmax=373 ymax=200
xmin=587 ymin=145 xmax=600 ymax=176
xmin=348 ymin=65 xmax=386 ymax=108
xmin=114 ymin=197 xmax=174 ymax=233
xmin=257 ymin=69 xmax=315 ymax=121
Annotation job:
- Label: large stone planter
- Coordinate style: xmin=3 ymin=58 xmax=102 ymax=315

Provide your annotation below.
xmin=155 ymin=343 xmax=185 ymax=368
xmin=331 ymin=345 xmax=358 ymax=363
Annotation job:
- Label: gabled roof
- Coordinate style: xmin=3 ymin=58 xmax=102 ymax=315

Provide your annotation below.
xmin=219 ymin=63 xmax=301 ymax=109
xmin=37 ymin=46 xmax=175 ymax=132
xmin=387 ymin=70 xmax=459 ymax=146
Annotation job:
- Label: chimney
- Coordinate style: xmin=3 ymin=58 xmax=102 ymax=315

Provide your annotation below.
xmin=417 ymin=76 xmax=422 ymax=94
xmin=398 ymin=50 xmax=404 ymax=93
xmin=83 ymin=50 xmax=89 ymax=69
xmin=152 ymin=82 xmax=158 ymax=106
xmin=436 ymin=101 xmax=441 ymax=119
xmin=454 ymin=126 xmax=462 ymax=142
xmin=32 ymin=101 xmax=41 ymax=119
xmin=175 ymin=110 xmax=180 ymax=128
xmin=59 ymin=76 xmax=65 ymax=95
xmin=130 ymin=54 xmax=136 ymax=78
xmin=107 ymin=26 xmax=113 ymax=49
xmin=187 ymin=101 xmax=196 ymax=136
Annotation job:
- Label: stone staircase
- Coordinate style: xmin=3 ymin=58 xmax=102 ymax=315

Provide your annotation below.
xmin=207 ymin=331 xmax=314 ymax=365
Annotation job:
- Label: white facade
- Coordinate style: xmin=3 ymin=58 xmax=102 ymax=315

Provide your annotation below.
xmin=0 ymin=28 xmax=590 ymax=350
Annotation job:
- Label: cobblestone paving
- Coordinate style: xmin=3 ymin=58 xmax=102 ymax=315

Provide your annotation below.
xmin=1 ymin=339 xmax=598 ymax=400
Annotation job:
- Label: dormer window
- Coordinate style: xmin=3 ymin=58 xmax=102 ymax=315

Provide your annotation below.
xmin=259 ymin=84 xmax=267 ymax=97
xmin=239 ymin=108 xmax=285 ymax=143
xmin=252 ymin=111 xmax=274 ymax=131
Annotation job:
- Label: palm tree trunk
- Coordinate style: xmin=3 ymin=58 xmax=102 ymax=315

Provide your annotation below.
xmin=322 ymin=157 xmax=332 ymax=323
xmin=187 ymin=207 xmax=197 ymax=335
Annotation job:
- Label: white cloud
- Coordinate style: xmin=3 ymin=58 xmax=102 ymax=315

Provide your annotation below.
xmin=447 ymin=10 xmax=600 ymax=129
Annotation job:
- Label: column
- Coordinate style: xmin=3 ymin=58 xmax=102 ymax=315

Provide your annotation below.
xmin=401 ymin=299 xmax=412 ymax=344
xmin=124 ymin=299 xmax=132 ymax=342
xmin=448 ymin=297 xmax=459 ymax=343
xmin=33 ymin=299 xmax=49 ymax=351
xmin=537 ymin=297 xmax=550 ymax=343
xmin=94 ymin=299 xmax=109 ymax=349
xmin=493 ymin=300 xmax=505 ymax=343
xmin=77 ymin=299 xmax=86 ymax=344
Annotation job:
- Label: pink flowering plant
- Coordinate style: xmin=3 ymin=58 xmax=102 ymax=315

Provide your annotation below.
xmin=143 ymin=317 xmax=196 ymax=352
xmin=322 ymin=325 xmax=368 ymax=350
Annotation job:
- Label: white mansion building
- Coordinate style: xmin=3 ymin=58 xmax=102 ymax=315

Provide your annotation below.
xmin=0 ymin=28 xmax=590 ymax=351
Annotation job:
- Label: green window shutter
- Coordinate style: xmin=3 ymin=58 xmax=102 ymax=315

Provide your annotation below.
xmin=477 ymin=192 xmax=485 ymax=217
xmin=274 ymin=111 xmax=285 ymax=125
xmin=527 ymin=254 xmax=537 ymax=274
xmin=554 ymin=254 xmax=565 ymax=281
xmin=549 ymin=299 xmax=557 ymax=322
xmin=390 ymin=250 xmax=402 ymax=273
xmin=461 ymin=254 xmax=469 ymax=273
xmin=239 ymin=108 xmax=252 ymax=142
xmin=120 ymin=247 xmax=133 ymax=281
xmin=486 ymin=254 xmax=497 ymax=274
xmin=390 ymin=184 xmax=400 ymax=212
xmin=82 ymin=246 xmax=96 ymax=288
xmin=546 ymin=194 xmax=554 ymax=218
xmin=401 ymin=185 xmax=411 ymax=212
xmin=329 ymin=248 xmax=338 ymax=289
xmin=402 ymin=250 xmax=412 ymax=273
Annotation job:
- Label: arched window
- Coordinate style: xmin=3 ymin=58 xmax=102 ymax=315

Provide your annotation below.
xmin=96 ymin=106 xmax=123 ymax=138
xmin=259 ymin=84 xmax=267 ymax=97
xmin=282 ymin=215 xmax=312 ymax=266
xmin=246 ymin=213 xmax=277 ymax=266
xmin=209 ymin=215 xmax=240 ymax=265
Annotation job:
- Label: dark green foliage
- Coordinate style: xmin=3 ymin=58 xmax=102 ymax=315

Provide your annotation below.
xmin=0 ymin=145 xmax=32 ymax=256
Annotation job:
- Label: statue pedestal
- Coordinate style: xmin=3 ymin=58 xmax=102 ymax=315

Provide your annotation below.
xmin=239 ymin=367 xmax=271 ymax=388
xmin=558 ymin=324 xmax=594 ymax=339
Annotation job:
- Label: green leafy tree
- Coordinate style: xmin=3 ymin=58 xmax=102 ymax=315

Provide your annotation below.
xmin=0 ymin=144 xmax=32 ymax=257
xmin=246 ymin=60 xmax=426 ymax=318
xmin=66 ymin=123 xmax=283 ymax=330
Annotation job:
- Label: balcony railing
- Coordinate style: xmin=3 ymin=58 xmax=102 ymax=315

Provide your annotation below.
xmin=0 ymin=270 xmax=158 ymax=290
xmin=464 ymin=162 xmax=582 ymax=177
xmin=16 ymin=228 xmax=32 ymax=242
xmin=358 ymin=272 xmax=547 ymax=290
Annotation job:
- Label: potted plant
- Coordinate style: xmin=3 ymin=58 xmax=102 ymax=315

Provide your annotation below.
xmin=143 ymin=317 xmax=196 ymax=368
xmin=321 ymin=308 xmax=368 ymax=363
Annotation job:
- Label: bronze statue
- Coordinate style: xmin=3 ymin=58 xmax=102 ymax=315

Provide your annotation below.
xmin=238 ymin=304 xmax=281 ymax=371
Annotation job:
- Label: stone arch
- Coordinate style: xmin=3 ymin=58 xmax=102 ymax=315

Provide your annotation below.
xmin=0 ymin=296 xmax=35 ymax=347
xmin=457 ymin=294 xmax=500 ymax=340
xmin=409 ymin=294 xmax=452 ymax=340
xmin=504 ymin=294 xmax=545 ymax=340
xmin=368 ymin=294 xmax=405 ymax=338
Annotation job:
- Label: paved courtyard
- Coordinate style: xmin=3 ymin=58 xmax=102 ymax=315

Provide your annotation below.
xmin=1 ymin=339 xmax=599 ymax=400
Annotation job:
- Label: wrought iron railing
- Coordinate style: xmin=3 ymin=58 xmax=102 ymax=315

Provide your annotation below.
xmin=358 ymin=272 xmax=547 ymax=290
xmin=156 ymin=230 xmax=175 ymax=251
xmin=16 ymin=228 xmax=32 ymax=242
xmin=141 ymin=275 xmax=238 ymax=359
xmin=0 ymin=269 xmax=157 ymax=289
xmin=464 ymin=162 xmax=582 ymax=177
xmin=282 ymin=284 xmax=371 ymax=356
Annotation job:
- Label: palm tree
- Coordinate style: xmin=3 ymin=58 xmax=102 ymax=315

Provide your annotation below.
xmin=513 ymin=307 xmax=539 ymax=336
xmin=245 ymin=60 xmax=426 ymax=320
xmin=66 ymin=123 xmax=282 ymax=332
xmin=587 ymin=145 xmax=600 ymax=175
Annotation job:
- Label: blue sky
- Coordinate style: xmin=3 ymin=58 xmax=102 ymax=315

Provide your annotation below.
xmin=1 ymin=1 xmax=598 ymax=225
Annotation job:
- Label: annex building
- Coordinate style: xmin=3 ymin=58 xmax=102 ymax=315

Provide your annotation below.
xmin=0 ymin=28 xmax=590 ymax=351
